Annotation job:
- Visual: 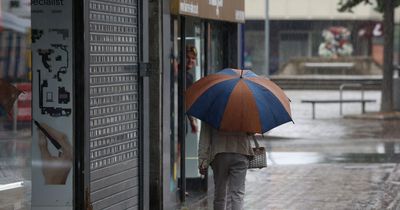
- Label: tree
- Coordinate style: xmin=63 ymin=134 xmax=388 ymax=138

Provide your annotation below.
xmin=338 ymin=0 xmax=400 ymax=112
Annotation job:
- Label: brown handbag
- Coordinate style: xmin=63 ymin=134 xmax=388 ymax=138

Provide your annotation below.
xmin=248 ymin=135 xmax=267 ymax=169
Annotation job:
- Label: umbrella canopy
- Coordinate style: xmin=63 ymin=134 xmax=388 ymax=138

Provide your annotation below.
xmin=185 ymin=68 xmax=292 ymax=133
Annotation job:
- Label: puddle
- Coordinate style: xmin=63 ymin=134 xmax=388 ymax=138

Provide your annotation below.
xmin=265 ymin=142 xmax=400 ymax=165
xmin=268 ymin=151 xmax=400 ymax=165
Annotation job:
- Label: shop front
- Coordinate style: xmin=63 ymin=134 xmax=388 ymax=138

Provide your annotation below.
xmin=161 ymin=0 xmax=245 ymax=208
xmin=31 ymin=0 xmax=150 ymax=209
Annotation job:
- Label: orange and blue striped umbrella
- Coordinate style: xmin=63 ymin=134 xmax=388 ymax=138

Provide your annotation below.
xmin=185 ymin=68 xmax=292 ymax=133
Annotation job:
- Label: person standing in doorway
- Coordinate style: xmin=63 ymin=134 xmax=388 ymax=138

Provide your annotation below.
xmin=198 ymin=122 xmax=254 ymax=210
xmin=185 ymin=45 xmax=198 ymax=133
xmin=171 ymin=44 xmax=199 ymax=133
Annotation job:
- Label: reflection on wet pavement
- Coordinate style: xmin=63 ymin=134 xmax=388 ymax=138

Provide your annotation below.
xmin=242 ymin=90 xmax=400 ymax=210
xmin=188 ymin=91 xmax=400 ymax=210
xmin=0 ymin=129 xmax=31 ymax=209
xmin=264 ymin=118 xmax=400 ymax=165
xmin=268 ymin=150 xmax=400 ymax=165
xmin=267 ymin=118 xmax=400 ymax=140
xmin=263 ymin=90 xmax=400 ymax=166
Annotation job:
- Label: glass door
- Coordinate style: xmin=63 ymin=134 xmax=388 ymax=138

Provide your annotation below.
xmin=169 ymin=16 xmax=205 ymax=202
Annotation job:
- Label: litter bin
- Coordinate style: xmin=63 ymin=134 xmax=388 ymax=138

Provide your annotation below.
xmin=394 ymin=78 xmax=400 ymax=111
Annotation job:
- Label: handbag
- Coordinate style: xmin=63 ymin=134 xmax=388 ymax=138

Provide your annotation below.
xmin=248 ymin=135 xmax=267 ymax=169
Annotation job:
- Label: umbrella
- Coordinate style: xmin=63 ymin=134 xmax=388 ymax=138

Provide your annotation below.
xmin=185 ymin=68 xmax=292 ymax=133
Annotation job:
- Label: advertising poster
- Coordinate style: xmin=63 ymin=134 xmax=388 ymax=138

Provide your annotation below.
xmin=31 ymin=1 xmax=74 ymax=209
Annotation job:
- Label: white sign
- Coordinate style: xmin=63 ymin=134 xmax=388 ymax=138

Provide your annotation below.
xmin=208 ymin=0 xmax=223 ymax=7
xmin=31 ymin=1 xmax=73 ymax=209
xmin=235 ymin=10 xmax=245 ymax=21
xmin=373 ymin=23 xmax=383 ymax=37
xmin=209 ymin=0 xmax=223 ymax=16
xmin=180 ymin=2 xmax=199 ymax=15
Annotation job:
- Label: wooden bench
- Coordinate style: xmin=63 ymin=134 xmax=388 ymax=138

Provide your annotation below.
xmin=304 ymin=62 xmax=354 ymax=74
xmin=301 ymin=99 xmax=376 ymax=119
xmin=304 ymin=62 xmax=355 ymax=68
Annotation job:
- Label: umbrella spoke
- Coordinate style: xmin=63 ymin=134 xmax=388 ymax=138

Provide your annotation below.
xmin=185 ymin=75 xmax=236 ymax=108
xmin=220 ymin=80 xmax=261 ymax=133
xmin=244 ymin=80 xmax=292 ymax=133
xmin=187 ymin=78 xmax=239 ymax=129
xmin=246 ymin=77 xmax=292 ymax=116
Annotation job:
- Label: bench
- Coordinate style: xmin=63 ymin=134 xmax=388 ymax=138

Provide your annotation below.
xmin=304 ymin=62 xmax=355 ymax=68
xmin=301 ymin=99 xmax=376 ymax=119
xmin=304 ymin=62 xmax=354 ymax=74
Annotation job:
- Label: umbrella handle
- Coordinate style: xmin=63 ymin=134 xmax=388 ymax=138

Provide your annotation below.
xmin=251 ymin=135 xmax=260 ymax=148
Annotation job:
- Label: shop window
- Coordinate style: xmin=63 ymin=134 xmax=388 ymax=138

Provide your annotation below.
xmin=0 ymin=5 xmax=32 ymax=210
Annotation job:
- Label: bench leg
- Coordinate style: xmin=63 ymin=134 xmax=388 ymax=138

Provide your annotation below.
xmin=312 ymin=102 xmax=315 ymax=119
xmin=362 ymin=102 xmax=365 ymax=114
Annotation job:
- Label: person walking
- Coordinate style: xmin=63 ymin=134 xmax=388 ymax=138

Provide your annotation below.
xmin=198 ymin=122 xmax=254 ymax=210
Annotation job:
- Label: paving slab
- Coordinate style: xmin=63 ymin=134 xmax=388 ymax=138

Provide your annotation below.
xmin=188 ymin=90 xmax=400 ymax=210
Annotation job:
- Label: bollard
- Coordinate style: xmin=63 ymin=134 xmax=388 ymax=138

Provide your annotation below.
xmin=13 ymin=101 xmax=18 ymax=133
xmin=394 ymin=78 xmax=400 ymax=111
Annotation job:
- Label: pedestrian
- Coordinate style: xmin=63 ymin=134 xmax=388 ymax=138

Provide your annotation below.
xmin=198 ymin=122 xmax=255 ymax=210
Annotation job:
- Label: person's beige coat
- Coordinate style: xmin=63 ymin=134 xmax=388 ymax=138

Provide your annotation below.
xmin=198 ymin=123 xmax=255 ymax=169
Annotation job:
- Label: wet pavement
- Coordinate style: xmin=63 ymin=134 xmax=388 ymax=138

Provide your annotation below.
xmin=1 ymin=90 xmax=400 ymax=210
xmin=0 ymin=121 xmax=31 ymax=210
xmin=190 ymin=90 xmax=400 ymax=210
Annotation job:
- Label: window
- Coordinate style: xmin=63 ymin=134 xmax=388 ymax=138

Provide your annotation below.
xmin=0 ymin=2 xmax=32 ymax=209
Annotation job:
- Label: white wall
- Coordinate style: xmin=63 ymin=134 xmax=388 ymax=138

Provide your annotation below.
xmin=245 ymin=0 xmax=400 ymax=21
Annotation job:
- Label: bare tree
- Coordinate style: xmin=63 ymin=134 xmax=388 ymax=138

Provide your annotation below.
xmin=338 ymin=0 xmax=399 ymax=112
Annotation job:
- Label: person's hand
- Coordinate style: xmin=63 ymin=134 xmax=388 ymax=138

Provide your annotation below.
xmin=37 ymin=123 xmax=72 ymax=185
xmin=198 ymin=160 xmax=207 ymax=175
xmin=199 ymin=166 xmax=207 ymax=175
xmin=190 ymin=118 xmax=198 ymax=133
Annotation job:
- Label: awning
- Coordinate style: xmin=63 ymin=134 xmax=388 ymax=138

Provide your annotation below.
xmin=171 ymin=0 xmax=245 ymax=23
xmin=0 ymin=12 xmax=31 ymax=33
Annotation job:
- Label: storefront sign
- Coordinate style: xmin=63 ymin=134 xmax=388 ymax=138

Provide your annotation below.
xmin=180 ymin=2 xmax=199 ymax=15
xmin=171 ymin=0 xmax=245 ymax=23
xmin=31 ymin=1 xmax=73 ymax=209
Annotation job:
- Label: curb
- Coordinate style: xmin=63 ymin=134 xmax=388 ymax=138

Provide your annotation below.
xmin=343 ymin=112 xmax=400 ymax=120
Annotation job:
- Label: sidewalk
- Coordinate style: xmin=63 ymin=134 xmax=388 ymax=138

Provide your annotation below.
xmin=345 ymin=111 xmax=400 ymax=120
xmin=189 ymin=90 xmax=400 ymax=210
xmin=0 ymin=119 xmax=31 ymax=210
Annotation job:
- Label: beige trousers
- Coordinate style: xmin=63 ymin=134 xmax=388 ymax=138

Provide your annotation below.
xmin=211 ymin=153 xmax=249 ymax=210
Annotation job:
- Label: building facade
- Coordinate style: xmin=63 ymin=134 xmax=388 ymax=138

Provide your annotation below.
xmin=244 ymin=0 xmax=400 ymax=75
xmin=0 ymin=0 xmax=243 ymax=209
xmin=148 ymin=0 xmax=244 ymax=208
